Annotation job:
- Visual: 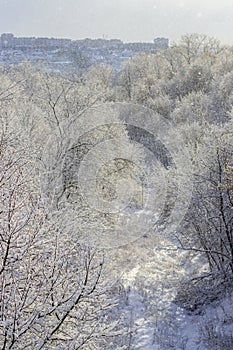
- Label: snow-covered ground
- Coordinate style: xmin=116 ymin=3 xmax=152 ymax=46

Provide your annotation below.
xmin=118 ymin=238 xmax=233 ymax=349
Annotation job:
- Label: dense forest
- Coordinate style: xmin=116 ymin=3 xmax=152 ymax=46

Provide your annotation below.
xmin=1 ymin=34 xmax=233 ymax=349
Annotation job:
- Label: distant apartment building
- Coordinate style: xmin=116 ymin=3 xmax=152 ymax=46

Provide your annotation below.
xmin=75 ymin=38 xmax=123 ymax=49
xmin=0 ymin=33 xmax=14 ymax=48
xmin=154 ymin=37 xmax=169 ymax=50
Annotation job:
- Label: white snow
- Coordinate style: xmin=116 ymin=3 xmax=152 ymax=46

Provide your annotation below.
xmin=119 ymin=236 xmax=233 ymax=349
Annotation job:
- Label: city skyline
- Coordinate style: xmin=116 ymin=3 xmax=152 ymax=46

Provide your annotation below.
xmin=0 ymin=0 xmax=233 ymax=44
xmin=0 ymin=32 xmax=168 ymax=44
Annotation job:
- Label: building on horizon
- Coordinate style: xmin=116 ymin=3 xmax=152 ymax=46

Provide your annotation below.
xmin=154 ymin=37 xmax=169 ymax=50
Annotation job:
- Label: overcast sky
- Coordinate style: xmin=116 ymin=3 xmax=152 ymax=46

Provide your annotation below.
xmin=0 ymin=0 xmax=233 ymax=44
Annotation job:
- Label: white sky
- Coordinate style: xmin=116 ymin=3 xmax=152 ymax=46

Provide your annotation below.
xmin=0 ymin=0 xmax=233 ymax=44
